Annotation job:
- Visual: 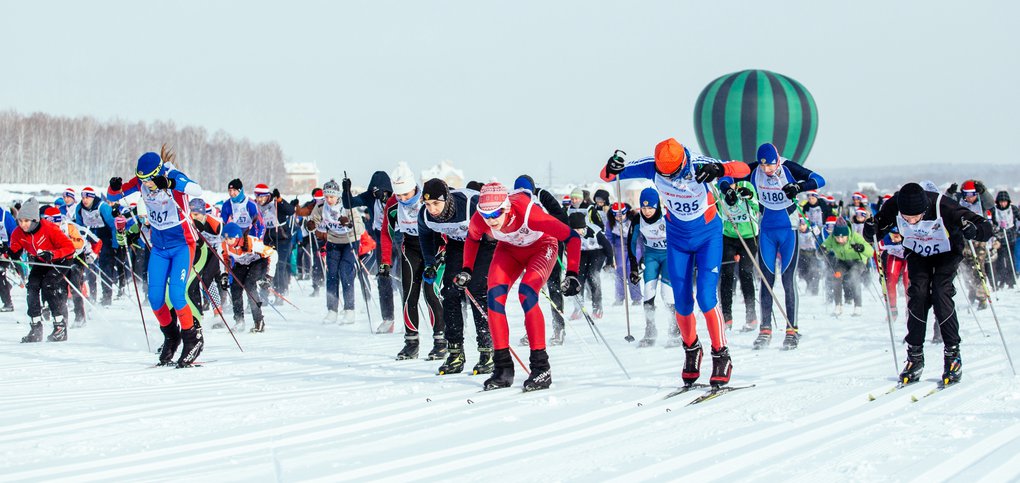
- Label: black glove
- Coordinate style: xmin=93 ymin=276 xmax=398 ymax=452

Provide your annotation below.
xmin=782 ymin=182 xmax=802 ymax=200
xmin=946 ymin=183 xmax=958 ymax=196
xmin=376 ymin=189 xmax=391 ymax=202
xmin=851 ymin=243 xmax=866 ymax=253
xmin=218 ymin=273 xmax=230 ymax=291
xmin=151 ymin=175 xmax=175 ymax=190
xmin=109 ymin=177 xmax=123 ymax=192
xmin=974 ymin=181 xmax=986 ymax=194
xmin=561 ymin=271 xmax=582 ymax=296
xmin=606 ymin=153 xmax=626 ymax=175
xmin=724 ymin=188 xmax=739 ymax=206
xmin=258 ymin=276 xmax=273 ymax=290
xmin=378 ymin=263 xmax=391 ymax=278
xmin=272 ymin=188 xmax=281 ymax=200
xmin=305 ymin=220 xmax=317 ymax=231
xmin=423 ymin=264 xmax=438 ymax=284
xmin=35 ymin=250 xmax=53 ymax=263
xmin=961 ymin=219 xmax=979 ymax=240
xmin=694 ymin=162 xmax=725 ymax=184
xmin=453 ymin=269 xmax=472 ymax=288
xmin=342 ymin=178 xmax=352 ymax=193
xmin=629 ymin=266 xmax=642 ymax=285
xmin=737 ymin=186 xmax=754 ymax=200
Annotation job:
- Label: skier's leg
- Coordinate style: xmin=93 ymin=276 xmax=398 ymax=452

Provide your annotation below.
xmin=487 ymin=244 xmax=525 ymax=351
xmin=339 ymin=243 xmax=356 ymax=311
xmin=758 ymin=229 xmax=779 ymax=330
xmin=520 ymin=239 xmax=558 ymax=350
xmin=325 ymin=242 xmax=341 ymax=313
xmin=719 ymin=237 xmax=738 ymax=324
xmin=904 ymin=255 xmax=934 ymax=346
xmin=694 ymin=229 xmax=726 ymax=351
xmin=739 ymin=235 xmax=758 ymax=323
xmin=932 ymin=254 xmax=962 ymax=347
xmin=778 ymin=229 xmax=799 ymax=330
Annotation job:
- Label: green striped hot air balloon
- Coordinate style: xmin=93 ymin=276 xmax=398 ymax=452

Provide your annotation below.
xmin=693 ymin=70 xmax=818 ymax=165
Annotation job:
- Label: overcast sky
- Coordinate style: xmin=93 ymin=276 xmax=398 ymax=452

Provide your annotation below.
xmin=1 ymin=0 xmax=1016 ymax=188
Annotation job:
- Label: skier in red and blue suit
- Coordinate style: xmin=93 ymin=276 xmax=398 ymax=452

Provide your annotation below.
xmin=108 ymin=149 xmax=206 ymax=367
xmin=718 ymin=142 xmax=825 ymax=351
xmin=602 ymin=138 xmax=750 ymax=388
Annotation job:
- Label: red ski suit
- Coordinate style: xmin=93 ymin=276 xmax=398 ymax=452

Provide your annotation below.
xmin=463 ymin=193 xmax=581 ymax=351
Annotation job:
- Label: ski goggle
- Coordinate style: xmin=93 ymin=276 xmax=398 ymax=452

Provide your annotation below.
xmin=479 ymin=208 xmax=505 ymax=220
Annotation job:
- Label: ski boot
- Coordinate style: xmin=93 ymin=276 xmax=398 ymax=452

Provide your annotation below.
xmin=899 ymin=344 xmax=924 ymax=384
xmin=426 ymin=335 xmax=449 ymax=361
xmin=832 ymin=304 xmax=843 ymax=317
xmin=323 ymin=310 xmax=338 ymax=324
xmin=341 ymin=310 xmax=356 ymax=325
xmin=569 ymin=307 xmax=582 ymax=320
xmin=851 ymin=306 xmax=862 ymax=317
xmin=311 ymin=287 xmax=320 ymax=298
xmin=977 ymin=299 xmax=989 ymax=311
xmin=233 ymin=317 xmax=246 ymax=332
xmin=890 ymin=307 xmax=899 ymax=319
xmin=375 ymin=319 xmax=394 ymax=334
xmin=177 ymin=324 xmax=205 ymax=368
xmin=0 ymin=304 xmax=13 ymax=313
xmin=637 ymin=321 xmax=657 ymax=348
xmin=740 ymin=319 xmax=758 ymax=333
xmin=942 ymin=345 xmax=962 ymax=385
xmin=396 ymin=335 xmax=420 ymax=360
xmin=437 ymin=343 xmax=465 ymax=375
xmin=46 ymin=316 xmax=68 ymax=342
xmin=752 ymin=328 xmax=772 ymax=350
xmin=664 ymin=315 xmax=682 ymax=348
xmin=782 ymin=329 xmax=800 ymax=350
xmin=210 ymin=320 xmax=225 ymax=329
xmin=681 ymin=338 xmax=703 ymax=386
xmin=724 ymin=319 xmax=733 ymax=331
xmin=522 ymin=349 xmax=552 ymax=392
xmin=710 ymin=346 xmax=733 ymax=387
xmin=548 ymin=328 xmax=565 ymax=346
xmin=157 ymin=323 xmax=182 ymax=366
xmin=250 ymin=317 xmax=266 ymax=333
xmin=483 ymin=348 xmax=514 ymax=390
xmin=21 ymin=317 xmax=44 ymax=343
xmin=473 ymin=347 xmax=494 ymax=375
xmin=592 ymin=307 xmax=603 ymax=320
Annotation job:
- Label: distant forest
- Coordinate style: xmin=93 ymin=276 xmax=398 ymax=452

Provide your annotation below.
xmin=0 ymin=110 xmax=287 ymax=189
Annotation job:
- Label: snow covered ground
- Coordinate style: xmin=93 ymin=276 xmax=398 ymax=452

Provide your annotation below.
xmin=1 ymin=271 xmax=1019 ymax=482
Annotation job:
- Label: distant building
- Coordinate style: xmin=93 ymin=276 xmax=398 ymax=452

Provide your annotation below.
xmin=284 ymin=162 xmax=319 ymax=196
xmin=421 ymin=160 xmax=465 ymax=189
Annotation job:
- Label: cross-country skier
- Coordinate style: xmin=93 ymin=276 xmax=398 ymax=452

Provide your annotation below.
xmin=6 ymin=198 xmax=76 ymax=342
xmin=341 ymin=171 xmax=397 ymax=331
xmin=188 ymin=198 xmax=226 ymax=322
xmin=570 ymin=211 xmax=614 ymax=319
xmin=717 ymin=180 xmax=760 ymax=332
xmin=821 ymin=223 xmax=873 ymax=316
xmin=990 ymin=191 xmax=1019 ymax=288
xmin=295 ymin=188 xmax=326 ymax=296
xmin=866 ymin=182 xmax=993 ymax=385
xmin=417 ymin=178 xmax=495 ymax=375
xmin=255 ymin=184 xmax=296 ymax=300
xmin=603 ymin=138 xmax=750 ymax=387
xmin=220 ymin=179 xmax=265 ymax=239
xmin=0 ymin=205 xmax=20 ymax=312
xmin=878 ymin=227 xmax=909 ymax=319
xmin=75 ymin=186 xmax=120 ymax=306
xmin=306 ymin=179 xmax=366 ymax=324
xmin=628 ymin=187 xmax=678 ymax=347
xmin=220 ymin=222 xmax=277 ymax=333
xmin=606 ymin=201 xmax=642 ymax=306
xmin=107 ymin=147 xmax=205 ymax=367
xmin=43 ymin=206 xmax=98 ymax=327
xmin=379 ymin=164 xmax=447 ymax=360
xmin=457 ymin=182 xmax=581 ymax=391
xmin=718 ymin=142 xmax=826 ymax=350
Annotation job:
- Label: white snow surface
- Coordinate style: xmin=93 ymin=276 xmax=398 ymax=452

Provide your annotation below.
xmin=2 ymin=272 xmax=1020 ymax=481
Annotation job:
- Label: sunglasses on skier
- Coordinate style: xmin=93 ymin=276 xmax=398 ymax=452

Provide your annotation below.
xmin=479 ymin=208 xmax=504 ymax=220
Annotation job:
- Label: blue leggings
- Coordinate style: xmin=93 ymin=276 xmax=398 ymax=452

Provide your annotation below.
xmin=667 ymin=222 xmax=723 ymax=316
xmin=758 ymin=227 xmax=799 ymax=330
xmin=148 ymin=243 xmax=193 ymax=312
xmin=642 ymin=248 xmax=673 ymax=305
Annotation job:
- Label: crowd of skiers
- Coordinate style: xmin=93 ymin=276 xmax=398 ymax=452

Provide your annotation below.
xmin=1 ymin=140 xmax=1013 ymax=390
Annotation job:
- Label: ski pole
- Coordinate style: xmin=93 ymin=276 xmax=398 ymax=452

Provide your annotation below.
xmin=121 ymin=232 xmax=152 ymax=352
xmin=870 ymin=241 xmax=905 ymax=373
xmin=343 ymin=172 xmax=377 ymax=334
xmin=571 ymin=294 xmax=631 ymax=379
xmin=198 ymin=277 xmax=243 ymax=353
xmin=462 ymin=289 xmax=529 ymax=374
xmin=1001 ymin=231 xmax=1019 ymax=288
xmin=610 ymin=149 xmax=635 ymax=343
xmin=955 ymin=278 xmax=988 ymax=338
xmin=967 ymin=239 xmax=1016 ymax=376
xmin=539 ymin=288 xmax=598 ymax=357
xmin=265 ymin=284 xmax=302 ymax=312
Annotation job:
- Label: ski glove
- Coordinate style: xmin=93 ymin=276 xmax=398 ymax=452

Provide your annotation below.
xmin=851 ymin=243 xmax=866 ymax=253
xmin=811 ymin=225 xmax=821 ymax=237
xmin=737 ymin=186 xmax=755 ymax=200
xmin=378 ymin=263 xmax=391 ymax=278
xmin=84 ymin=251 xmax=98 ymax=264
xmin=109 ymin=177 xmax=123 ymax=192
xmin=629 ymin=266 xmax=642 ymax=285
xmin=694 ymin=162 xmax=725 ymax=184
xmin=35 ymin=251 xmax=53 ymax=263
xmin=946 ymin=183 xmax=958 ymax=196
xmin=423 ymin=265 xmax=438 ymax=284
xmin=606 ymin=153 xmax=626 ymax=175
xmin=151 ymin=175 xmax=175 ymax=190
xmin=782 ymin=182 xmax=802 ymax=200
xmin=961 ymin=219 xmax=979 ymax=240
xmin=453 ymin=269 xmax=472 ymax=289
xmin=724 ymin=188 xmax=739 ymax=207
xmin=342 ymin=178 xmax=352 ymax=193
xmin=974 ymin=180 xmax=986 ymax=194
xmin=218 ymin=273 xmax=230 ymax=291
xmin=561 ymin=271 xmax=582 ymax=296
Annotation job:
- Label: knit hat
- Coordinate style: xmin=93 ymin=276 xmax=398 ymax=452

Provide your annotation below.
xmin=611 ymin=202 xmax=629 ymax=216
xmin=513 ymin=175 xmax=535 ymax=193
xmin=253 ymin=183 xmax=271 ymax=196
xmin=961 ymin=180 xmax=977 ymax=195
xmin=312 ymin=188 xmax=324 ymax=201
xmin=593 ymin=189 xmax=611 ymax=204
xmin=323 ymin=179 xmax=341 ymax=198
xmin=825 ymin=216 xmax=837 ymax=226
xmin=81 ymin=186 xmax=98 ymax=199
xmin=757 ymin=143 xmax=781 ymax=165
xmin=806 ymin=190 xmax=819 ymax=197
xmin=136 ymin=152 xmax=163 ymax=180
xmin=570 ymin=188 xmax=584 ymax=200
xmin=189 ymin=198 xmax=207 ymax=213
xmin=854 ymin=208 xmax=869 ymax=218
xmin=919 ymin=180 xmax=940 ymax=193
xmin=63 ymin=188 xmax=77 ymax=201
xmin=896 ymin=183 xmax=929 ymax=216
xmin=390 ymin=163 xmax=416 ymax=195
xmin=223 ymin=222 xmax=245 ymax=239
xmin=422 ymin=178 xmax=449 ymax=202
xmin=655 ymin=138 xmax=689 ymax=176
xmin=561 ymin=195 xmax=570 ymax=206
xmin=43 ymin=206 xmax=62 ymax=223
xmin=833 ymin=225 xmax=850 ymax=237
xmin=477 ymin=183 xmax=510 ymax=214
xmin=466 ymin=180 xmax=484 ymax=192
xmin=639 ymin=187 xmax=659 ymax=209
xmin=18 ymin=197 xmax=40 ymax=222
xmin=568 ymin=212 xmax=588 ymax=230
xmin=228 ymin=179 xmax=243 ymax=191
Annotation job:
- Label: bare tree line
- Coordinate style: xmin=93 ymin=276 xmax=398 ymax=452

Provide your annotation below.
xmin=0 ymin=109 xmax=287 ymax=189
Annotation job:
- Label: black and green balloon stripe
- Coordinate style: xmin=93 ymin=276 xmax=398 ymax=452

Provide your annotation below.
xmin=694 ymin=70 xmax=817 ymax=165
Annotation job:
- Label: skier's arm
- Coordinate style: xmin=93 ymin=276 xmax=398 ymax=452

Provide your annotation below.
xmin=462 ymin=213 xmax=488 ymax=272
xmin=538 ymin=189 xmax=567 ymax=223
xmin=100 ymin=203 xmax=120 ymax=248
xmin=417 ymin=210 xmax=440 ymax=267
xmin=865 ymin=197 xmax=898 ymax=243
xmin=220 ymin=202 xmax=234 ymax=224
xmin=248 ymin=202 xmax=265 ymax=239
xmin=342 ymin=185 xmax=371 ymax=210
xmin=600 ymin=156 xmax=656 ymax=182
xmin=379 ymin=196 xmax=397 ymax=266
xmin=627 ymin=219 xmax=641 ymax=267
xmin=785 ymin=162 xmax=826 ymax=192
xmin=1 ymin=210 xmax=16 ymax=238
xmin=257 ymin=241 xmax=278 ymax=275
xmin=717 ymin=161 xmax=755 ymax=192
xmin=168 ymin=170 xmax=203 ymax=197
xmin=107 ymin=176 xmax=140 ymax=201
xmin=943 ymin=196 xmax=994 ymax=241
xmin=528 ymin=207 xmax=581 ymax=273
xmin=47 ymin=222 xmax=77 ymax=260
xmin=597 ymin=231 xmax=615 ymax=261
